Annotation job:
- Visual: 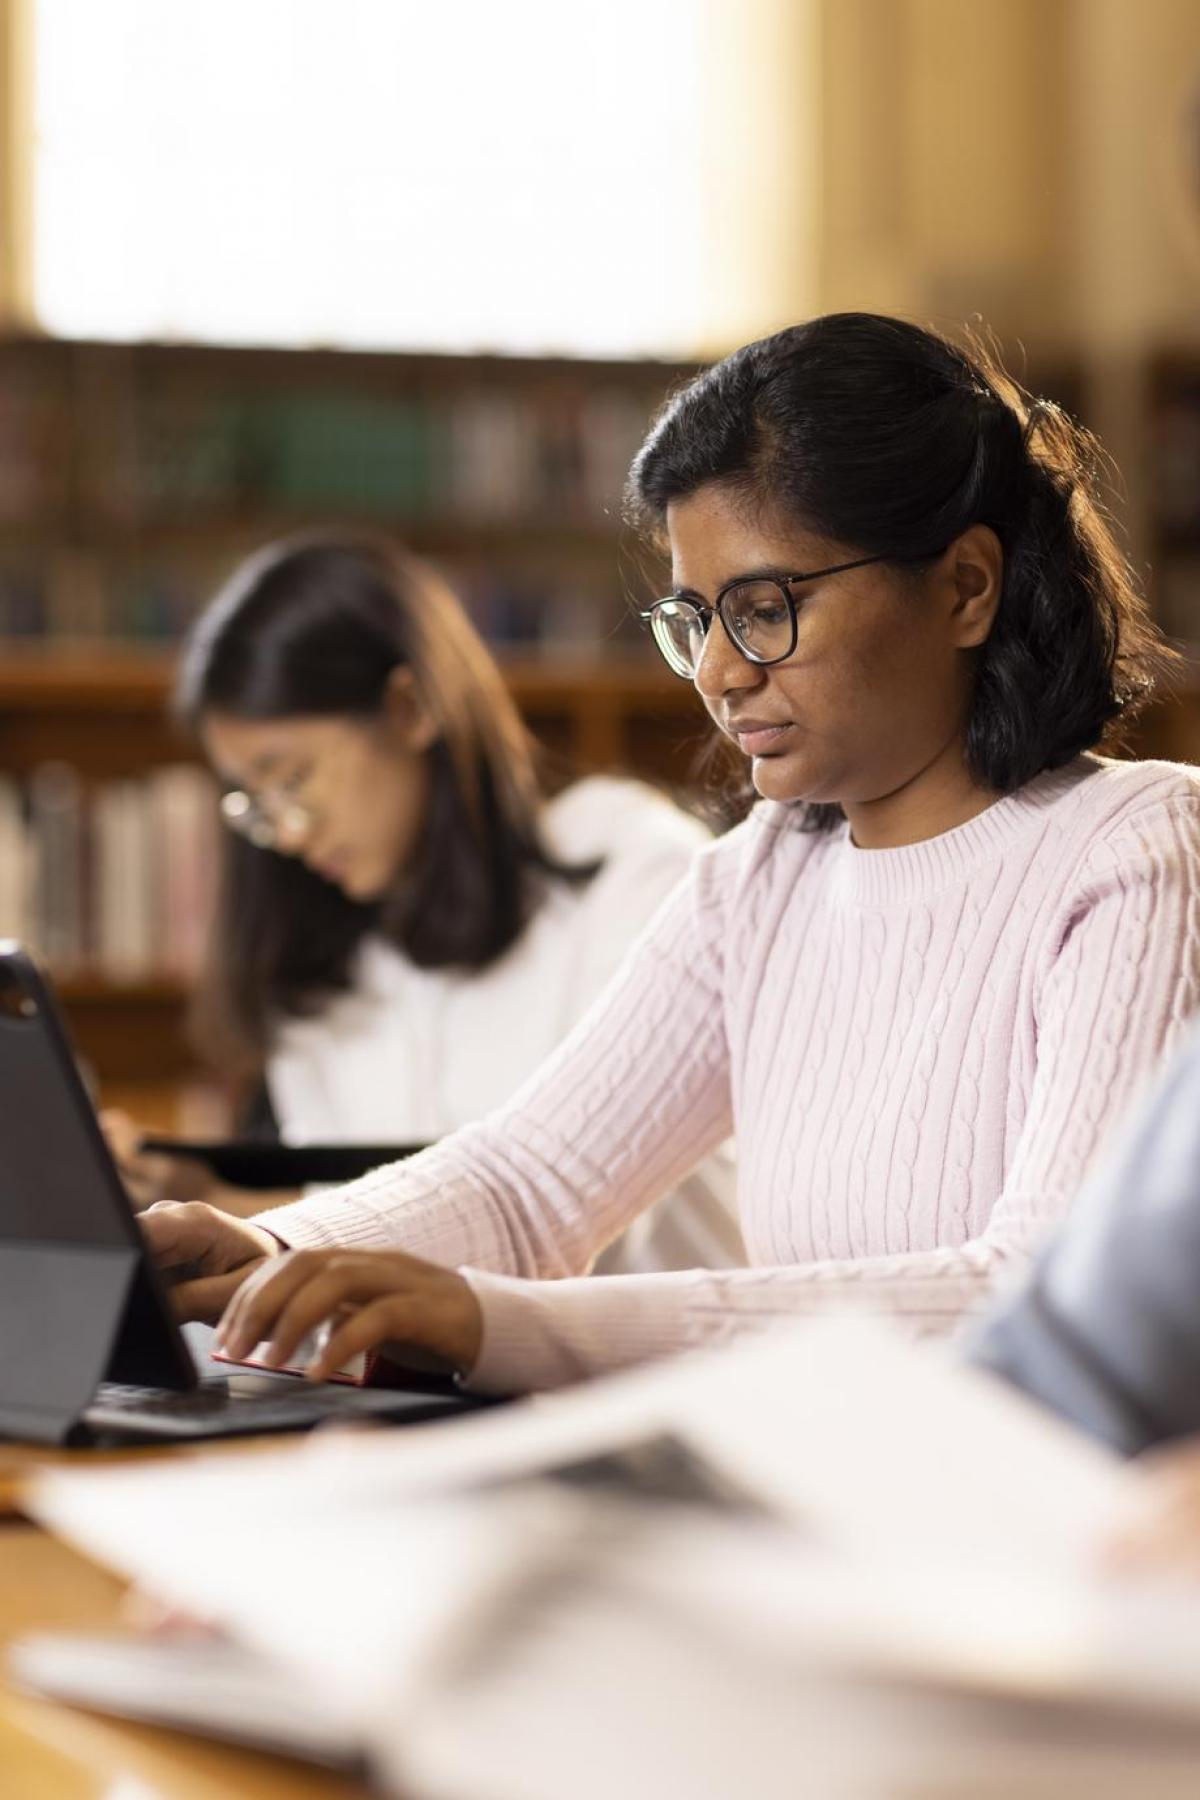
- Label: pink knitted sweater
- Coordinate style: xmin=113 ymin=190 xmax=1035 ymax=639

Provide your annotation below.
xmin=258 ymin=755 xmax=1200 ymax=1392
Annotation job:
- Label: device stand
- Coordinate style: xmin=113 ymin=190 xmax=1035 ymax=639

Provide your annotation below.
xmin=0 ymin=1243 xmax=138 ymax=1444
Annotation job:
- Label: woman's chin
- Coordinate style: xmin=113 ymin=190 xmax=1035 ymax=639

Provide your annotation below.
xmin=324 ymin=860 xmax=376 ymax=902
xmin=750 ymin=752 xmax=821 ymax=804
xmin=343 ymin=871 xmax=385 ymax=903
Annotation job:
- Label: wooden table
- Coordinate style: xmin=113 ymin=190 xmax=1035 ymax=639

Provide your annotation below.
xmin=0 ymin=1451 xmax=377 ymax=1800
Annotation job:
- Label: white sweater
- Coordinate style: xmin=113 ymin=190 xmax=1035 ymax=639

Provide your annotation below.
xmin=267 ymin=776 xmax=743 ymax=1274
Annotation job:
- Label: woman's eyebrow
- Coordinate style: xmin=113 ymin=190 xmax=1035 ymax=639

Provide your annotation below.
xmin=737 ymin=562 xmax=818 ymax=583
xmin=670 ymin=561 xmax=818 ymax=599
xmin=717 ymin=562 xmax=823 ymax=590
xmin=245 ymin=749 xmax=285 ymax=780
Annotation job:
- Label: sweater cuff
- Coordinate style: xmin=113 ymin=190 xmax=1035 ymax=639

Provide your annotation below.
xmin=250 ymin=1192 xmax=390 ymax=1252
xmin=458 ymin=1266 xmax=706 ymax=1394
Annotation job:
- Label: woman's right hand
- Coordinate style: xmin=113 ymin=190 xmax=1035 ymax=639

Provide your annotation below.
xmin=138 ymin=1201 xmax=283 ymax=1324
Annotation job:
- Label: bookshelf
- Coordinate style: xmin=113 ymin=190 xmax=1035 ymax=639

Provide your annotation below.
xmin=0 ymin=647 xmax=711 ymax=774
xmin=0 ymin=647 xmax=711 ymax=1123
xmin=0 ymin=334 xmax=697 ymax=652
xmin=0 ymin=334 xmax=718 ymax=1116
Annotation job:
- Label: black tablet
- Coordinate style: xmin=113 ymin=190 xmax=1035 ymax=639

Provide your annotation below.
xmin=139 ymin=1139 xmax=427 ymax=1188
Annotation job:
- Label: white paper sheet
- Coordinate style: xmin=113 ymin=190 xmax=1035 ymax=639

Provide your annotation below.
xmin=21 ymin=1314 xmax=1189 ymax=1773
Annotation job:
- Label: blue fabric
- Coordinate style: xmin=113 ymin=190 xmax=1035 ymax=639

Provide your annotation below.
xmin=969 ymin=1019 xmax=1200 ymax=1455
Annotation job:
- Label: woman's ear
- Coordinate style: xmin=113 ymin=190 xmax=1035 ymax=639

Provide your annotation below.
xmin=946 ymin=525 xmax=1003 ymax=649
xmin=382 ymin=666 xmax=439 ymax=754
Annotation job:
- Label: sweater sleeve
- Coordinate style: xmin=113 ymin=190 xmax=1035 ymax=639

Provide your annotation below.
xmin=456 ymin=795 xmax=1200 ymax=1391
xmin=252 ymin=836 xmax=736 ymax=1280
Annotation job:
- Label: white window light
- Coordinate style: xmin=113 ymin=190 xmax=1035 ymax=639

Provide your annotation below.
xmin=30 ymin=0 xmax=814 ymax=358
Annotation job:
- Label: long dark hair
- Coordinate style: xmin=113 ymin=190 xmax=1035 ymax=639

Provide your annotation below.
xmin=177 ymin=532 xmax=594 ymax=1071
xmin=627 ymin=312 xmax=1176 ymax=828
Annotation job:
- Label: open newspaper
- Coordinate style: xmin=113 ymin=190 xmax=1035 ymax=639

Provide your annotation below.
xmin=13 ymin=1319 xmax=1200 ymax=1797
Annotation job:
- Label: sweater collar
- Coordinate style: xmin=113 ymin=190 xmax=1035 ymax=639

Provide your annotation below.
xmin=829 ymin=756 xmax=1100 ymax=905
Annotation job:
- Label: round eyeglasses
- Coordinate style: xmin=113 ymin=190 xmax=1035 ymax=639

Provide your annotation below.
xmin=219 ymin=787 xmax=315 ymax=851
xmin=640 ymin=555 xmax=891 ymax=680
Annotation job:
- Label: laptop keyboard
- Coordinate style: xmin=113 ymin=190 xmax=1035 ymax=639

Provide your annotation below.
xmin=97 ymin=1381 xmax=327 ymax=1418
xmin=86 ymin=1379 xmax=463 ymax=1438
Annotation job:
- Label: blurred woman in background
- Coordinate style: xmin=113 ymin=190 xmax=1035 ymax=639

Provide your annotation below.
xmin=107 ymin=532 xmax=742 ymax=1275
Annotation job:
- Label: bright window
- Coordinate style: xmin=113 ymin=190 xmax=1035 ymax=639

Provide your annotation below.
xmin=30 ymin=0 xmax=814 ymax=358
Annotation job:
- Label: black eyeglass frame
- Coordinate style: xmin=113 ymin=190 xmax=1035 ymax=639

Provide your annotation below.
xmin=640 ymin=553 xmax=916 ymax=679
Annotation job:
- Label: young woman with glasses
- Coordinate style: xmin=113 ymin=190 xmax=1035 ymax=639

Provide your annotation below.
xmin=140 ymin=313 xmax=1200 ymax=1393
xmin=106 ymin=532 xmax=743 ymax=1275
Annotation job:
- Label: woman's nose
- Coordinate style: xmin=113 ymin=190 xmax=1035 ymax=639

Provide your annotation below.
xmin=271 ymin=802 xmax=315 ymax=856
xmin=692 ymin=616 xmax=764 ymax=702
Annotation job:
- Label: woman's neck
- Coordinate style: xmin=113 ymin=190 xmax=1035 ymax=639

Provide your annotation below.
xmin=841 ymin=739 xmax=998 ymax=850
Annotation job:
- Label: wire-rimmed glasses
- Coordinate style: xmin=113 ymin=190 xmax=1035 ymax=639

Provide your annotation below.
xmin=640 ymin=555 xmax=891 ymax=680
xmin=217 ymin=729 xmax=357 ymax=851
xmin=219 ymin=786 xmax=315 ymax=850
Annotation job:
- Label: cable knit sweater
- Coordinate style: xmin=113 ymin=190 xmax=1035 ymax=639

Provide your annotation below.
xmin=257 ymin=755 xmax=1200 ymax=1393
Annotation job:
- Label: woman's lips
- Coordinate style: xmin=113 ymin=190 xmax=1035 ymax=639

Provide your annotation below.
xmin=731 ymin=721 xmax=794 ymax=756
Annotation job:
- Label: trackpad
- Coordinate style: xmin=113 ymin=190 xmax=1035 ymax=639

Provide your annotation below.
xmin=181 ymin=1321 xmax=217 ymax=1368
xmin=223 ymin=1370 xmax=309 ymax=1399
xmin=182 ymin=1321 xmax=311 ymax=1401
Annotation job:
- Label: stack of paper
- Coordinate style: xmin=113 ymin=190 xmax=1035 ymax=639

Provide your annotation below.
xmin=14 ymin=1319 xmax=1200 ymax=1798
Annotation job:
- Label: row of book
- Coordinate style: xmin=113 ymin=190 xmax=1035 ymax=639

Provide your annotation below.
xmin=125 ymin=384 xmax=655 ymax=526
xmin=0 ymin=764 xmax=217 ymax=983
xmin=0 ymin=356 xmax=666 ymax=529
xmin=0 ymin=553 xmax=202 ymax=644
xmin=0 ymin=550 xmax=650 ymax=652
xmin=0 ymin=363 xmax=70 ymax=524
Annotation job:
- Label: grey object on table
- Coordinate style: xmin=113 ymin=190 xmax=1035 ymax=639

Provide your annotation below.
xmin=970 ymin=1021 xmax=1200 ymax=1456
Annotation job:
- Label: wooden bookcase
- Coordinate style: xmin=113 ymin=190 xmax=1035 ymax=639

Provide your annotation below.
xmin=0 ymin=648 xmax=713 ymax=1122
xmin=0 ymin=334 xmax=716 ymax=1117
xmin=0 ymin=334 xmax=699 ymax=651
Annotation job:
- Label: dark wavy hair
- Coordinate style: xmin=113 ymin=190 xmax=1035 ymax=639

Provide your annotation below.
xmin=177 ymin=532 xmax=595 ymax=1072
xmin=626 ymin=312 xmax=1176 ymax=828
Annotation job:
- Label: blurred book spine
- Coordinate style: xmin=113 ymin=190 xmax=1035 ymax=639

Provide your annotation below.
xmin=28 ymin=763 xmax=86 ymax=974
xmin=0 ymin=776 xmax=33 ymax=946
xmin=9 ymin=763 xmax=215 ymax=986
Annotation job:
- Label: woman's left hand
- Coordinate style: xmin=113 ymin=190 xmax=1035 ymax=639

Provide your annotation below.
xmin=214 ymin=1248 xmax=484 ymax=1383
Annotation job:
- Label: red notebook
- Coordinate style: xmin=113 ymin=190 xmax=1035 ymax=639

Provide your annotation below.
xmin=211 ymin=1331 xmax=460 ymax=1393
xmin=211 ymin=1332 xmax=375 ymax=1386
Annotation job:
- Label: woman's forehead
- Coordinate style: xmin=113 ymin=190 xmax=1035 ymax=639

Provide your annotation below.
xmin=666 ymin=488 xmax=833 ymax=591
xmin=201 ymin=711 xmax=344 ymax=778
